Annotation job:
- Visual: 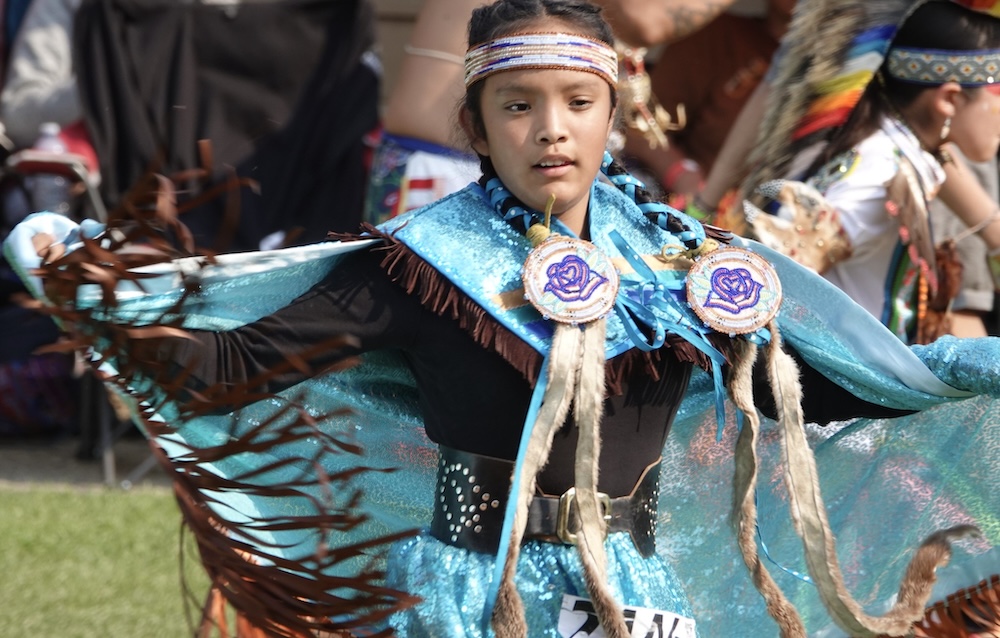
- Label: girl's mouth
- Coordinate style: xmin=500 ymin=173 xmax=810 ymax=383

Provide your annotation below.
xmin=534 ymin=159 xmax=574 ymax=176
xmin=536 ymin=159 xmax=571 ymax=168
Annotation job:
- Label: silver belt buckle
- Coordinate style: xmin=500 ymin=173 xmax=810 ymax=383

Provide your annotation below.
xmin=556 ymin=487 xmax=612 ymax=545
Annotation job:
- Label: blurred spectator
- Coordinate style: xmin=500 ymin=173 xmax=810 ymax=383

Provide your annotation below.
xmin=364 ymin=0 xmax=743 ymax=226
xmin=928 ymin=151 xmax=999 ymax=337
xmin=0 ymin=298 xmax=78 ymax=438
xmin=621 ymin=0 xmax=794 ymax=204
xmin=0 ymin=0 xmax=84 ymax=440
xmin=73 ymin=0 xmax=378 ymax=251
xmin=363 ymin=0 xmax=482 ymax=226
xmin=592 ymin=0 xmax=749 ymax=48
xmin=0 ymin=0 xmax=82 ymax=149
xmin=0 ymin=0 xmax=34 ymax=86
xmin=742 ymin=1 xmax=1000 ymax=344
xmin=696 ymin=1 xmax=1000 ymax=342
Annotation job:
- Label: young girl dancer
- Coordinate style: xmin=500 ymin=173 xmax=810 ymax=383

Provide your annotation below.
xmin=9 ymin=1 xmax=1000 ymax=636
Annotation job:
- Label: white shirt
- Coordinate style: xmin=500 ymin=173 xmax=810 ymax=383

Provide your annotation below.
xmin=0 ymin=0 xmax=83 ymax=148
xmin=812 ymin=115 xmax=944 ymax=329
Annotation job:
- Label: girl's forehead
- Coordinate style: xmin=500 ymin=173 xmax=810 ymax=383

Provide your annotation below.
xmin=486 ymin=66 xmax=610 ymax=90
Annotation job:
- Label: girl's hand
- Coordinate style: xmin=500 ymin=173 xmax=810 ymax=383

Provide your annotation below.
xmin=3 ymin=213 xmax=103 ymax=299
xmin=31 ymin=232 xmax=66 ymax=263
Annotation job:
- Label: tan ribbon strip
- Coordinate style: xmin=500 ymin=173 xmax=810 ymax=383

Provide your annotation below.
xmin=728 ymin=338 xmax=807 ymax=638
xmin=492 ymin=321 xmax=583 ymax=638
xmin=764 ymin=326 xmax=966 ymax=636
xmin=573 ymin=319 xmax=629 ymax=638
xmin=729 ymin=324 xmax=974 ymax=637
xmin=492 ymin=318 xmax=629 ymax=637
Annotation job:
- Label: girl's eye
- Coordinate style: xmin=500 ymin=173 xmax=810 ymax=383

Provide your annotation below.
xmin=570 ymin=98 xmax=593 ymax=109
xmin=505 ymin=102 xmax=530 ymax=113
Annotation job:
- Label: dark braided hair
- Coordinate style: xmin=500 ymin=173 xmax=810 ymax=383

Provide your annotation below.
xmin=601 ymin=154 xmax=703 ymax=250
xmin=466 ymin=0 xmax=704 ymax=251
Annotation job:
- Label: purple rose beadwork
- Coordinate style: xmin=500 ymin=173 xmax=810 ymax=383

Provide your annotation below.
xmin=685 ymin=246 xmax=782 ymax=335
xmin=543 ymin=254 xmax=608 ymax=302
xmin=705 ymin=267 xmax=764 ymax=315
xmin=521 ymin=235 xmax=620 ymax=324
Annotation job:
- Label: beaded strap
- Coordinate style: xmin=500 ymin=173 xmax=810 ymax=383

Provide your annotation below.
xmin=599 ymin=152 xmax=705 ymax=251
xmin=483 ymin=176 xmax=544 ymax=233
xmin=484 ymin=153 xmax=708 ymax=252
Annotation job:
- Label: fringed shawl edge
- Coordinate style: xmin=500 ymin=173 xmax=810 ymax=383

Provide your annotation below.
xmin=332 ymin=225 xmax=734 ymax=397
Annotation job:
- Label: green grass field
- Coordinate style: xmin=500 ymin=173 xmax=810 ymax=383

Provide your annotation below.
xmin=0 ymin=485 xmax=210 ymax=638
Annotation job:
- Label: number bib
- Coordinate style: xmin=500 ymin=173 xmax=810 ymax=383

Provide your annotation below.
xmin=557 ymin=594 xmax=696 ymax=638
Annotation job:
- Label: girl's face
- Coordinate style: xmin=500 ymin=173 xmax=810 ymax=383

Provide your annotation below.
xmin=948 ymin=85 xmax=1000 ymax=162
xmin=469 ymin=26 xmax=615 ymax=229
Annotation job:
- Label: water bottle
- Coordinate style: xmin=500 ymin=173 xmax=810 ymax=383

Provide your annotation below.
xmin=28 ymin=122 xmax=71 ymax=215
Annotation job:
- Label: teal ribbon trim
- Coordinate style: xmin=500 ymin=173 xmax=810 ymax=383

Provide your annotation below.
xmin=609 ymin=230 xmax=730 ymax=435
xmin=756 ymin=490 xmax=814 ymax=585
xmin=482 ymin=351 xmax=552 ymax=634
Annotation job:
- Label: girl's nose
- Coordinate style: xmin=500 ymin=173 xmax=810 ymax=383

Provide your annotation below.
xmin=535 ymin=106 xmax=569 ymax=145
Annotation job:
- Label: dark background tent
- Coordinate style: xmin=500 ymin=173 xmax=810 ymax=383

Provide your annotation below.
xmin=73 ymin=0 xmax=379 ymax=252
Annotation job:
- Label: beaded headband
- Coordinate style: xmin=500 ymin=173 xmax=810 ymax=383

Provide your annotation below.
xmin=464 ymin=32 xmax=619 ymax=88
xmin=886 ymin=46 xmax=1000 ymax=86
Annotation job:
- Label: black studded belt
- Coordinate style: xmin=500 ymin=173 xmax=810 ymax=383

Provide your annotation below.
xmin=429 ymin=445 xmax=659 ymax=558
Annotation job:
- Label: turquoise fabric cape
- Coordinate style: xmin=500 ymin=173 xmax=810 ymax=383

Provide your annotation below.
xmin=5 ymin=184 xmax=1000 ymax=636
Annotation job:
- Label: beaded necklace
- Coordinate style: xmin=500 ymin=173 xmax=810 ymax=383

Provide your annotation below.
xmin=484 ymin=151 xmax=706 ymax=251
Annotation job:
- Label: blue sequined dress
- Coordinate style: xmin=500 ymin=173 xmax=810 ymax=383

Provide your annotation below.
xmin=5 ymin=181 xmax=1000 ymax=637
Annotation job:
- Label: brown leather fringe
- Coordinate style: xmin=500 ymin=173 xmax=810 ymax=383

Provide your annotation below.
xmin=366 ymin=225 xmax=546 ymax=385
xmin=908 ymin=574 xmax=1000 ymax=638
xmin=356 ymin=224 xmax=734 ymax=394
xmin=92 ymin=351 xmax=419 ymax=638
xmin=703 ymin=222 xmax=735 ymax=244
xmin=34 ymin=190 xmax=418 ymax=637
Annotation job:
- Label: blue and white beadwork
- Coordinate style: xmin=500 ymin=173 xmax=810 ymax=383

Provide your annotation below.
xmin=464 ymin=32 xmax=619 ymax=89
xmin=887 ymin=46 xmax=1000 ymax=86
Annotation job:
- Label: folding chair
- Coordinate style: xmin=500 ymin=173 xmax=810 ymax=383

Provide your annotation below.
xmin=73 ymin=0 xmax=379 ymax=252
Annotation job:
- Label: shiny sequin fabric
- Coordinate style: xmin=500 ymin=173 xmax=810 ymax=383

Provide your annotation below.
xmin=384 ymin=533 xmax=693 ymax=637
xmin=6 ymin=196 xmax=1000 ymax=635
xmin=378 ymin=182 xmax=709 ymax=361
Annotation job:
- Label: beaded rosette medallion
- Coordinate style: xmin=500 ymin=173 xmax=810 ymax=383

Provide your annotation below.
xmin=521 ymin=235 xmax=620 ymax=325
xmin=685 ymin=246 xmax=782 ymax=335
